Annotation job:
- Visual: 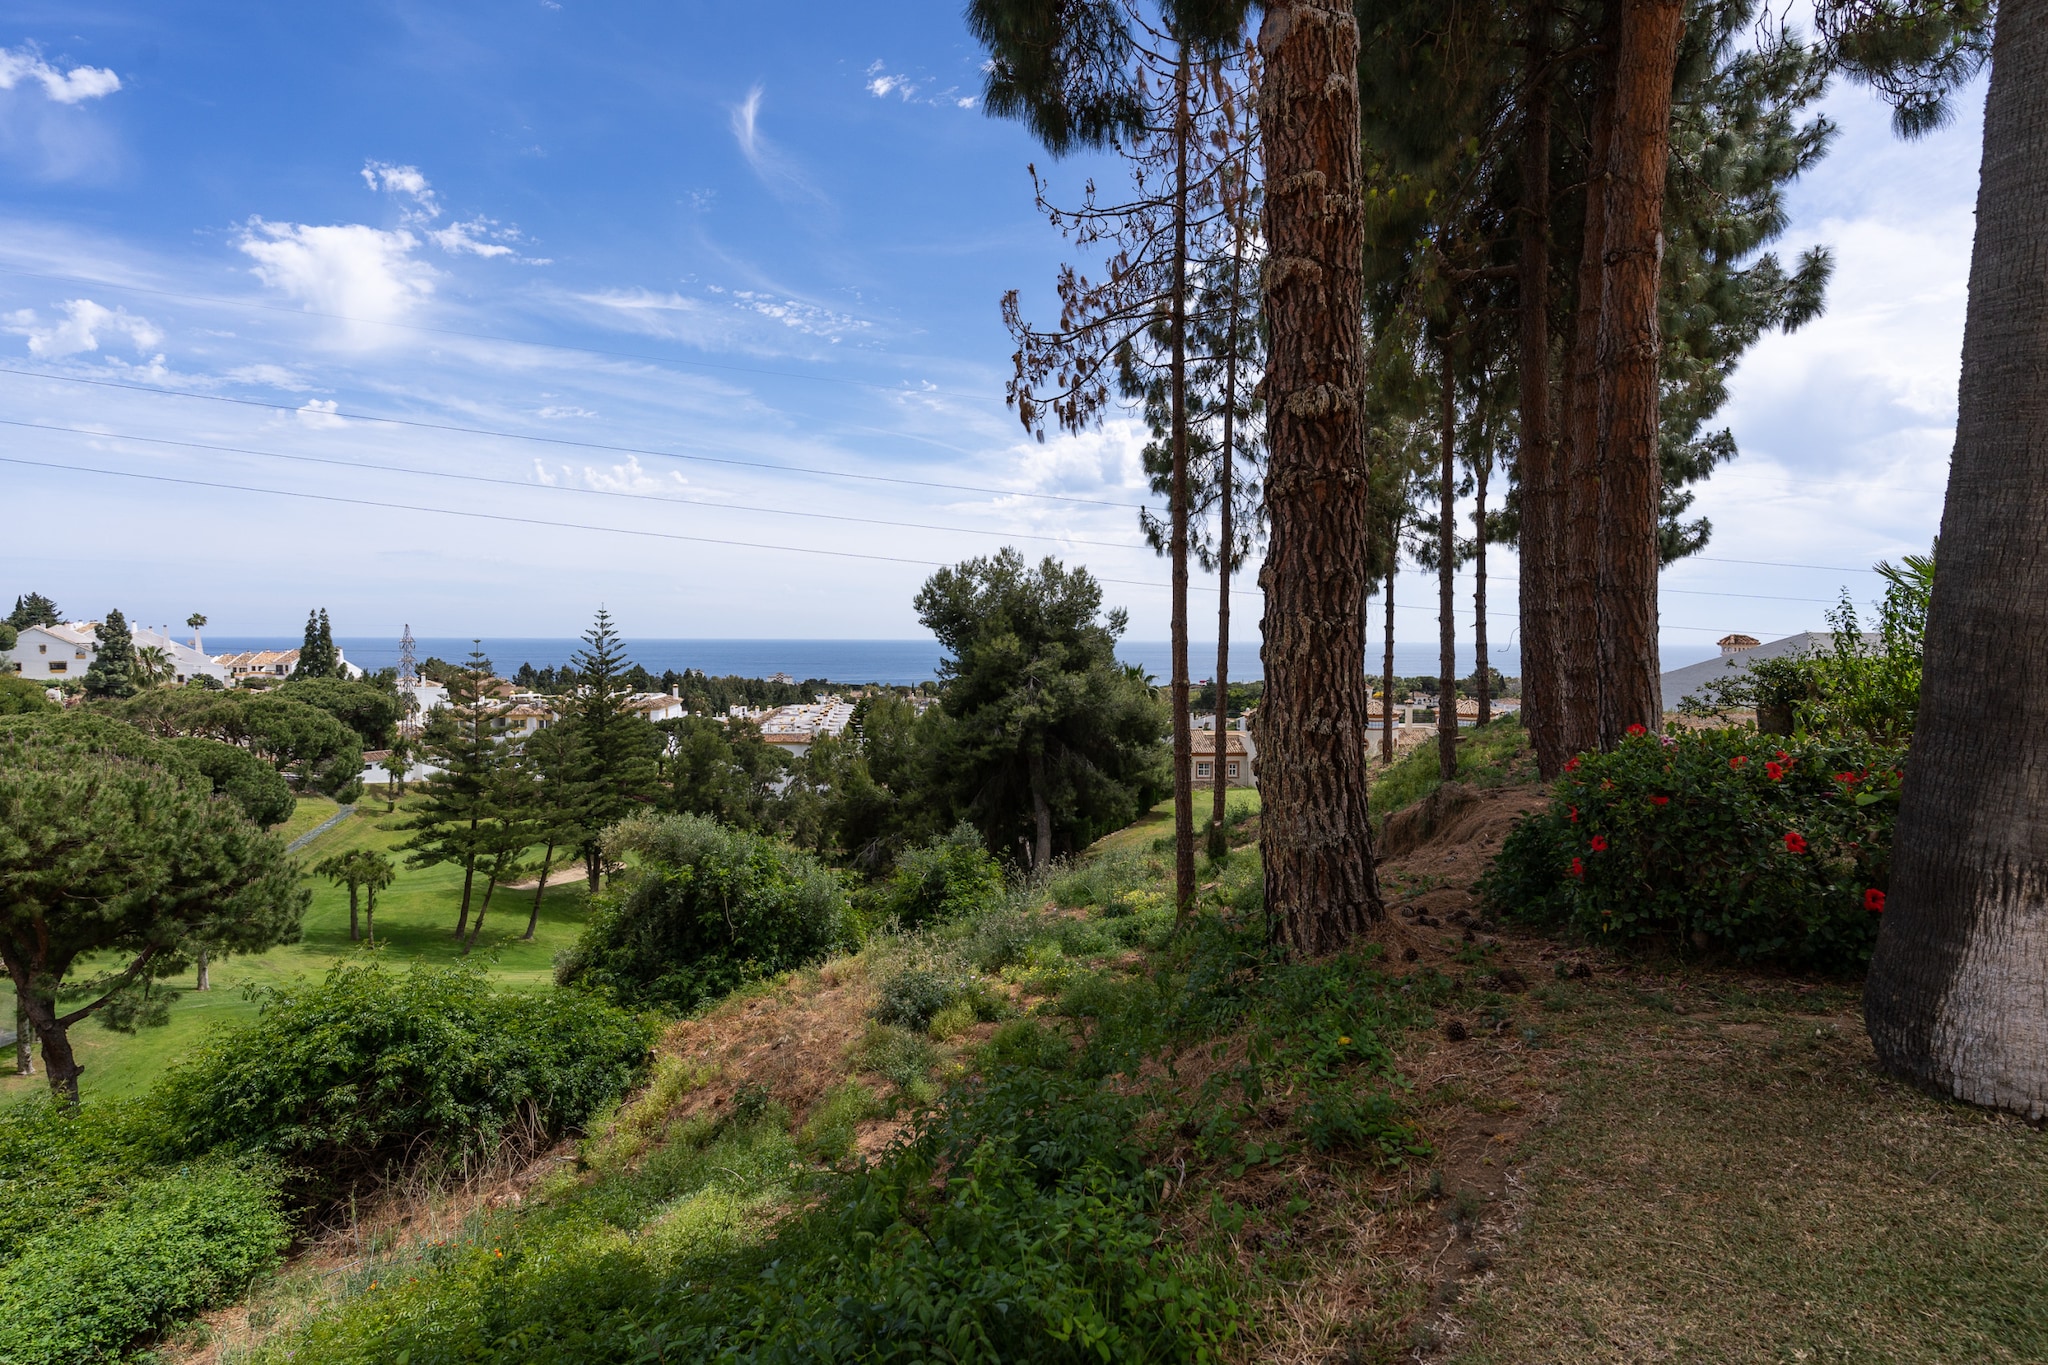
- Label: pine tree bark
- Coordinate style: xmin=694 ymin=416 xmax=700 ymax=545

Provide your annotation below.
xmin=1557 ymin=5 xmax=1620 ymax=759
xmin=13 ymin=996 xmax=31 ymax=1077
xmin=1438 ymin=345 xmax=1460 ymax=782
xmin=1594 ymin=0 xmax=1683 ymax=744
xmin=1866 ymin=0 xmax=2048 ymax=1119
xmin=1257 ymin=0 xmax=1385 ymax=954
xmin=1029 ymin=748 xmax=1053 ymax=872
xmin=524 ymin=841 xmax=555 ymax=940
xmin=1383 ymin=548 xmax=1398 ymax=764
xmin=1516 ymin=1 xmax=1564 ymax=775
xmin=1170 ymin=48 xmax=1197 ymax=919
xmin=1210 ymin=212 xmax=1247 ymax=863
xmin=1474 ymin=458 xmax=1491 ymax=726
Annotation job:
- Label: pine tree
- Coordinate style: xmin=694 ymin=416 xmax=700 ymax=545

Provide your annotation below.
xmin=398 ymin=645 xmax=509 ymax=939
xmin=567 ymin=609 xmax=658 ymax=889
xmin=82 ymin=609 xmax=139 ymax=700
xmin=7 ymin=594 xmax=60 ymax=630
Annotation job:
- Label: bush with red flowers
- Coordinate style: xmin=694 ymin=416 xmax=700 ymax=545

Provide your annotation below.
xmin=1477 ymin=728 xmax=1904 ymax=971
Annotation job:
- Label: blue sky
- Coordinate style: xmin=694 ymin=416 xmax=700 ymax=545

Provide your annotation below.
xmin=0 ymin=2 xmax=1983 ymax=660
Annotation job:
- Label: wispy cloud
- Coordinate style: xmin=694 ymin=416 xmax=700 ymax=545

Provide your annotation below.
xmin=4 ymin=297 xmax=159 ymax=357
xmin=362 ymin=161 xmax=548 ymax=261
xmin=0 ymin=45 xmax=121 ymax=104
xmin=575 ymin=284 xmax=873 ymax=349
xmin=728 ymin=85 xmax=829 ymax=207
xmin=864 ymin=60 xmax=975 ymax=109
xmin=296 ymin=398 xmax=347 ymax=428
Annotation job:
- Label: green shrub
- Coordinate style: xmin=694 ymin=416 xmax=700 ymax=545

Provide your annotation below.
xmin=1478 ymin=728 xmax=1901 ymax=970
xmin=873 ymin=963 xmax=1006 ymax=1033
xmin=881 ymin=822 xmax=1005 ymax=928
xmin=851 ymin=1022 xmax=941 ymax=1101
xmin=1369 ymin=716 xmax=1533 ymax=818
xmin=0 ymin=1099 xmax=158 ymax=1267
xmin=156 ymin=962 xmax=654 ymax=1196
xmin=0 ymin=1161 xmax=288 ymax=1365
xmin=557 ymin=812 xmax=857 ymax=1013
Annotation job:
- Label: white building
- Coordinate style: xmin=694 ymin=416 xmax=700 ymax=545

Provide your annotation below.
xmin=756 ymin=697 xmax=856 ymax=758
xmin=7 ymin=621 xmax=230 ymax=686
xmin=215 ymin=646 xmax=364 ymax=681
xmin=1658 ymin=631 xmax=1873 ymax=710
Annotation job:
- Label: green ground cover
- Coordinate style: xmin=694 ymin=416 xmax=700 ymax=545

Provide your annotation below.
xmin=2 ymin=790 xmax=594 ymax=1104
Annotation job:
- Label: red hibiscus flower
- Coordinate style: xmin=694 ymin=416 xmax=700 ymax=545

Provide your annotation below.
xmin=1765 ymin=761 xmax=1785 ymax=782
xmin=1564 ymin=756 xmax=1581 ymax=772
xmin=1783 ymin=830 xmax=1808 ymax=854
xmin=1589 ymin=835 xmax=1609 ymax=852
xmin=1627 ymin=723 xmax=1647 ymax=736
xmin=1650 ymin=795 xmax=1670 ymax=806
xmin=1569 ymin=857 xmax=1584 ymax=879
xmin=1568 ymin=805 xmax=1579 ymax=823
xmin=1865 ymin=888 xmax=1885 ymax=913
xmin=1835 ymin=771 xmax=1861 ymax=785
xmin=1730 ymin=755 xmax=1748 ymax=770
xmin=1775 ymin=749 xmax=1790 ymax=763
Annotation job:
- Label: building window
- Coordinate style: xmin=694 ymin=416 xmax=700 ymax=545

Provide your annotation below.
xmin=1196 ymin=761 xmax=1212 ymax=778
xmin=37 ymin=644 xmax=47 ymax=654
xmin=48 ymin=661 xmax=66 ymax=673
xmin=1227 ymin=762 xmax=1240 ymax=777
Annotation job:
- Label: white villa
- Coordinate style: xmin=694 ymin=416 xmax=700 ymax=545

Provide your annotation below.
xmin=755 ymin=697 xmax=856 ymax=757
xmin=215 ymin=647 xmax=364 ymax=681
xmin=7 ymin=621 xmax=230 ymax=686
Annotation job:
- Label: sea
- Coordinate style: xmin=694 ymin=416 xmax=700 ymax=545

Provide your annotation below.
xmin=204 ymin=637 xmax=1721 ymax=687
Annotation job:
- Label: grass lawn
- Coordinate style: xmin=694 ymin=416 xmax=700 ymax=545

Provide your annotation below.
xmin=1091 ymin=786 xmax=1261 ymax=857
xmin=2 ymin=789 xmax=596 ymax=1105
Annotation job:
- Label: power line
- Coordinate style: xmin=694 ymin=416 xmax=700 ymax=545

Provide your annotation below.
xmin=0 ymin=265 xmax=986 ymax=400
xmin=3 ymin=450 xmax=1792 ymax=633
xmin=0 ymin=364 xmax=1145 ymax=510
xmin=0 ymin=418 xmax=1152 ymax=554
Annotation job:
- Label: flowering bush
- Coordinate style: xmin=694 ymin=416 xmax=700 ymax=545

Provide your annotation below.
xmin=1478 ymin=728 xmax=1903 ymax=971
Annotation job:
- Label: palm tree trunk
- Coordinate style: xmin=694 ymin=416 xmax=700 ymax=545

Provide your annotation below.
xmin=1517 ymin=0 xmax=1564 ymax=777
xmin=524 ymin=840 xmax=555 ymax=940
xmin=1257 ymin=0 xmax=1386 ymax=955
xmin=1866 ymin=0 xmax=2048 ymax=1119
xmin=1558 ymin=4 xmax=1619 ymax=760
xmin=1474 ymin=457 xmax=1490 ymax=726
xmin=1594 ymin=0 xmax=1683 ymax=745
xmin=365 ymin=887 xmax=377 ymax=946
xmin=1438 ymin=341 xmax=1459 ymax=783
xmin=348 ymin=885 xmax=360 ymax=942
xmin=1169 ymin=45 xmax=1196 ymax=920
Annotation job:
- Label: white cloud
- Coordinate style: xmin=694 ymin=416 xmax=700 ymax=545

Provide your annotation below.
xmin=728 ymin=85 xmax=827 ymax=206
xmin=4 ymin=297 xmax=160 ymax=357
xmin=577 ymin=284 xmax=872 ymax=348
xmin=296 ymin=398 xmax=346 ymax=428
xmin=865 ymin=59 xmax=974 ymax=110
xmin=237 ymin=219 xmax=437 ymax=333
xmin=537 ymin=404 xmax=597 ymax=419
xmin=0 ymin=45 xmax=121 ymax=104
xmin=428 ymin=219 xmax=515 ymax=258
xmin=224 ymin=363 xmax=313 ymax=390
xmin=361 ymin=160 xmax=439 ymax=216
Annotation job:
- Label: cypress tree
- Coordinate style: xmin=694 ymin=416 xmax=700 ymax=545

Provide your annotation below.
xmin=82 ymin=609 xmax=139 ymax=700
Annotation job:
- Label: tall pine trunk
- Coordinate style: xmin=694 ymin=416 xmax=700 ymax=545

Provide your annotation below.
xmin=194 ymin=948 xmax=209 ymax=991
xmin=1257 ymin=0 xmax=1386 ymax=954
xmin=1382 ymin=545 xmax=1398 ymax=764
xmin=1210 ymin=210 xmax=1247 ymax=863
xmin=1594 ymin=0 xmax=1683 ymax=744
xmin=1438 ymin=345 xmax=1459 ymax=782
xmin=1029 ymin=749 xmax=1053 ymax=872
xmin=524 ymin=840 xmax=555 ymax=940
xmin=1170 ymin=47 xmax=1197 ymax=920
xmin=1866 ymin=0 xmax=2048 ymax=1119
xmin=13 ymin=997 xmax=31 ymax=1077
xmin=1474 ymin=458 xmax=1491 ymax=726
xmin=1557 ymin=5 xmax=1620 ymax=759
xmin=1516 ymin=2 xmax=1563 ymax=775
